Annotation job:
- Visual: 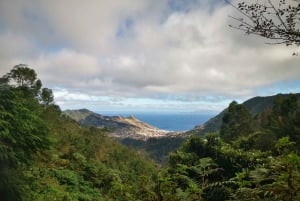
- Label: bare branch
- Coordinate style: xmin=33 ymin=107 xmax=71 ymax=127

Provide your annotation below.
xmin=227 ymin=0 xmax=300 ymax=47
xmin=267 ymin=0 xmax=288 ymax=31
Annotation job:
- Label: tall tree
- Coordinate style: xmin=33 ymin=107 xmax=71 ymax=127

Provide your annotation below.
xmin=5 ymin=64 xmax=41 ymax=91
xmin=40 ymin=88 xmax=54 ymax=106
xmin=220 ymin=101 xmax=254 ymax=143
xmin=269 ymin=94 xmax=300 ymax=146
xmin=4 ymin=64 xmax=54 ymax=105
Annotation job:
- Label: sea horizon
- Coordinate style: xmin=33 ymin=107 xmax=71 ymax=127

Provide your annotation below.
xmin=97 ymin=111 xmax=215 ymax=132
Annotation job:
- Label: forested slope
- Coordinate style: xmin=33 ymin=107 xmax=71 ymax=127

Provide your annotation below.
xmin=192 ymin=93 xmax=300 ymax=135
xmin=0 ymin=65 xmax=159 ymax=201
xmin=161 ymin=94 xmax=300 ymax=200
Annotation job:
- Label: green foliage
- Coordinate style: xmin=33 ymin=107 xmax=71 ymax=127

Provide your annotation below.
xmin=161 ymin=94 xmax=300 ymax=200
xmin=0 ymin=66 xmax=51 ymax=200
xmin=121 ymin=137 xmax=185 ymax=163
xmin=40 ymin=105 xmax=160 ymax=200
xmin=1 ymin=65 xmax=161 ymax=201
xmin=5 ymin=64 xmax=39 ymax=89
xmin=201 ymin=185 xmax=231 ymax=201
xmin=220 ymin=101 xmax=254 ymax=143
xmin=40 ymin=88 xmax=54 ymax=106
xmin=4 ymin=64 xmax=55 ymax=106
xmin=198 ymin=94 xmax=300 ymax=135
xmin=8 ymin=105 xmax=160 ymax=201
xmin=230 ymin=140 xmax=300 ymax=201
xmin=0 ymin=76 xmax=49 ymax=167
xmin=269 ymin=94 xmax=300 ymax=146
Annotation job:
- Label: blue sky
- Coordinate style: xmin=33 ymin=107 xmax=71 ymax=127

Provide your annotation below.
xmin=0 ymin=0 xmax=299 ymax=114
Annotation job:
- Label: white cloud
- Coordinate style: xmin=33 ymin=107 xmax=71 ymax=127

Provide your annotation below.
xmin=26 ymin=49 xmax=101 ymax=91
xmin=0 ymin=0 xmax=299 ymax=112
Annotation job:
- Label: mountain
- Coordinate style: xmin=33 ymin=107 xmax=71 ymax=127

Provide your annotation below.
xmin=63 ymin=109 xmax=186 ymax=140
xmin=190 ymin=93 xmax=300 ymax=135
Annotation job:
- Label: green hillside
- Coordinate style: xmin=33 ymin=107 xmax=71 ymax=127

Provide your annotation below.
xmin=193 ymin=93 xmax=300 ymax=135
xmin=161 ymin=93 xmax=300 ymax=200
xmin=0 ymin=66 xmax=159 ymax=201
xmin=63 ymin=109 xmax=190 ymax=163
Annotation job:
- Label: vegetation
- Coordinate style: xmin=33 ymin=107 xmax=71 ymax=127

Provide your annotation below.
xmin=159 ymin=93 xmax=300 ymax=200
xmin=194 ymin=93 xmax=300 ymax=135
xmin=0 ymin=65 xmax=159 ymax=201
xmin=1 ymin=65 xmax=299 ymax=200
xmin=121 ymin=137 xmax=186 ymax=163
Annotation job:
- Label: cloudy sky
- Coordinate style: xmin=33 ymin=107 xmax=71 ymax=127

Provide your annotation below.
xmin=0 ymin=0 xmax=299 ymax=114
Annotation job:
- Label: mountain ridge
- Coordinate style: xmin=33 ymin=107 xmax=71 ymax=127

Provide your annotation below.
xmin=190 ymin=93 xmax=300 ymax=135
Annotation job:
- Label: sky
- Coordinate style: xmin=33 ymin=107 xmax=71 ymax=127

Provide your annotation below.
xmin=0 ymin=0 xmax=299 ymax=114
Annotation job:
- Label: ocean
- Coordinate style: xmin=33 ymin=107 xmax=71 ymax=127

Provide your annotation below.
xmin=99 ymin=112 xmax=214 ymax=132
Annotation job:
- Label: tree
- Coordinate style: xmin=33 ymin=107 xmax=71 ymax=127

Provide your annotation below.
xmin=268 ymin=94 xmax=300 ymax=147
xmin=220 ymin=101 xmax=254 ymax=143
xmin=228 ymin=0 xmax=300 ymax=50
xmin=40 ymin=88 xmax=54 ymax=106
xmin=4 ymin=64 xmax=41 ymax=91
xmin=4 ymin=64 xmax=54 ymax=106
